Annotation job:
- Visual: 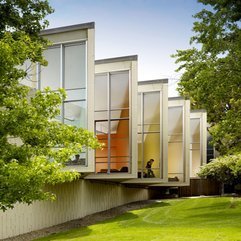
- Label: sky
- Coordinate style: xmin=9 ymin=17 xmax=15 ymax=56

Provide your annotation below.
xmin=47 ymin=0 xmax=205 ymax=96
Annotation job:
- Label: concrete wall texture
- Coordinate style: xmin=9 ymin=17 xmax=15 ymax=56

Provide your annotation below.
xmin=0 ymin=180 xmax=150 ymax=239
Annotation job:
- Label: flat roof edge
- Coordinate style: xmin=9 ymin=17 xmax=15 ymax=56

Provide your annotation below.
xmin=138 ymin=79 xmax=168 ymax=85
xmin=40 ymin=22 xmax=95 ymax=35
xmin=191 ymin=109 xmax=207 ymax=113
xmin=168 ymin=96 xmax=187 ymax=100
xmin=95 ymin=55 xmax=138 ymax=64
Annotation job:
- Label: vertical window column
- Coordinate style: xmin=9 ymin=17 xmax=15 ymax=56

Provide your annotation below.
xmin=95 ymin=71 xmax=130 ymax=174
xmin=138 ymin=91 xmax=162 ymax=179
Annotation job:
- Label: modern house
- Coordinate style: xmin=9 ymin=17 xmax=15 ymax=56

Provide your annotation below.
xmin=1 ymin=22 xmax=209 ymax=239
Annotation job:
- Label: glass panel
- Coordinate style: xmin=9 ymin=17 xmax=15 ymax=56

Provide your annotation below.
xmin=137 ymin=93 xmax=141 ymax=125
xmin=168 ymin=106 xmax=184 ymax=182
xmin=138 ymin=92 xmax=162 ymax=178
xmin=96 ymin=161 xmax=108 ymax=173
xmin=95 ymin=111 xmax=108 ymax=121
xmin=143 ymin=124 xmax=160 ymax=132
xmin=95 ymin=73 xmax=108 ymax=111
xmin=190 ymin=118 xmax=200 ymax=143
xmin=110 ymin=120 xmax=129 ymax=165
xmin=110 ymin=158 xmax=129 ymax=173
xmin=190 ymin=118 xmax=201 ymax=177
xmin=66 ymin=89 xmax=86 ymax=101
xmin=95 ymin=121 xmax=109 ymax=171
xmin=66 ymin=152 xmax=86 ymax=166
xmin=110 ymin=119 xmax=129 ymax=137
xmin=138 ymin=133 xmax=143 ymax=162
xmin=95 ymin=120 xmax=109 ymax=135
xmin=143 ymin=92 xmax=160 ymax=132
xmin=64 ymin=101 xmax=86 ymax=128
xmin=41 ymin=46 xmax=60 ymax=90
xmin=192 ymin=149 xmax=201 ymax=176
xmin=143 ymin=133 xmax=160 ymax=178
xmin=110 ymin=71 xmax=129 ymax=109
xmin=111 ymin=109 xmax=129 ymax=119
xmin=64 ymin=43 xmax=86 ymax=89
xmin=168 ymin=106 xmax=183 ymax=142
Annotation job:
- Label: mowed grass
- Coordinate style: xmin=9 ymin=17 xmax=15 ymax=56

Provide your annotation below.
xmin=35 ymin=197 xmax=241 ymax=241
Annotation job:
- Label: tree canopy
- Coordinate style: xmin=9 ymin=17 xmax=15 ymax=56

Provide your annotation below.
xmin=198 ymin=154 xmax=241 ymax=188
xmin=173 ymin=0 xmax=241 ymax=155
xmin=0 ymin=0 xmax=100 ymax=211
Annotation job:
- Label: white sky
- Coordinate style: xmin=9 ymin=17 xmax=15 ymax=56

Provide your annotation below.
xmin=47 ymin=0 xmax=205 ymax=96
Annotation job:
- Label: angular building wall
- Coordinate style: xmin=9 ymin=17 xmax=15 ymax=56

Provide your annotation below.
xmin=86 ymin=55 xmax=138 ymax=180
xmin=123 ymin=79 xmax=169 ymax=185
xmin=39 ymin=23 xmax=96 ymax=172
xmin=167 ymin=97 xmax=190 ymax=185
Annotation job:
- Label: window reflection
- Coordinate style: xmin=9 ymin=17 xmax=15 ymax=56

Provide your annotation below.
xmin=39 ymin=42 xmax=88 ymax=167
xmin=168 ymin=106 xmax=184 ymax=182
xmin=94 ymin=70 xmax=130 ymax=174
xmin=64 ymin=101 xmax=86 ymax=128
xmin=41 ymin=46 xmax=61 ymax=90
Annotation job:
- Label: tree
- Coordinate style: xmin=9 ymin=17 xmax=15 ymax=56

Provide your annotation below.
xmin=0 ymin=0 xmax=100 ymax=211
xmin=198 ymin=154 xmax=241 ymax=194
xmin=173 ymin=0 xmax=241 ymax=155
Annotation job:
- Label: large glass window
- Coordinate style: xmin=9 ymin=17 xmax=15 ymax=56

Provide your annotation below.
xmin=168 ymin=106 xmax=184 ymax=182
xmin=95 ymin=71 xmax=130 ymax=174
xmin=138 ymin=91 xmax=161 ymax=178
xmin=39 ymin=41 xmax=87 ymax=166
xmin=41 ymin=46 xmax=61 ymax=90
xmin=190 ymin=118 xmax=201 ymax=177
xmin=64 ymin=43 xmax=86 ymax=90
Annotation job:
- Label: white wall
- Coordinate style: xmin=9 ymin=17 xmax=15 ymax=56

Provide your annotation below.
xmin=0 ymin=180 xmax=150 ymax=239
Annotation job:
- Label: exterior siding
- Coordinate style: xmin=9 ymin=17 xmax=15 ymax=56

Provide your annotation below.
xmin=0 ymin=180 xmax=150 ymax=239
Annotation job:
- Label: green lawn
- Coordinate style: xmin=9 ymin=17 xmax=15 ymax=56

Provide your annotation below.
xmin=35 ymin=197 xmax=241 ymax=241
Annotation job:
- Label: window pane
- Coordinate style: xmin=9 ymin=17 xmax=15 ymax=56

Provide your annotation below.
xmin=95 ymin=73 xmax=108 ymax=111
xmin=66 ymin=89 xmax=86 ymax=101
xmin=190 ymin=118 xmax=200 ymax=143
xmin=111 ymin=109 xmax=129 ymax=119
xmin=168 ymin=106 xmax=183 ymax=142
xmin=95 ymin=120 xmax=109 ymax=136
xmin=110 ymin=119 xmax=129 ymax=136
xmin=110 ymin=120 xmax=129 ymax=160
xmin=143 ymin=133 xmax=160 ymax=178
xmin=95 ymin=111 xmax=108 ymax=121
xmin=96 ymin=161 xmax=108 ymax=173
xmin=41 ymin=46 xmax=60 ymax=90
xmin=137 ymin=93 xmax=142 ymax=126
xmin=64 ymin=101 xmax=86 ymax=128
xmin=64 ymin=43 xmax=86 ymax=89
xmin=110 ymin=71 xmax=129 ymax=109
xmin=143 ymin=92 xmax=160 ymax=131
xmin=66 ymin=152 xmax=86 ymax=166
xmin=168 ymin=106 xmax=184 ymax=182
xmin=110 ymin=158 xmax=129 ymax=173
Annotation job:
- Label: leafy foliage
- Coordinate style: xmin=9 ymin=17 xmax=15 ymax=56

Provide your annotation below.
xmin=0 ymin=0 xmax=100 ymax=211
xmin=173 ymin=0 xmax=241 ymax=155
xmin=198 ymin=154 xmax=241 ymax=186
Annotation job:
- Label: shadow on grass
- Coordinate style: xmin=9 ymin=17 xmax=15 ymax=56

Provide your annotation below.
xmin=35 ymin=201 xmax=173 ymax=240
xmin=36 ymin=227 xmax=92 ymax=241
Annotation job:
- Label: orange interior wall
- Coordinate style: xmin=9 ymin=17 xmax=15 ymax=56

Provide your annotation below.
xmin=95 ymin=109 xmax=129 ymax=173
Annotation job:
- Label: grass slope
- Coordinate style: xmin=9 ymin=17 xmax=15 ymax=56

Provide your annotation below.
xmin=36 ymin=197 xmax=241 ymax=241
